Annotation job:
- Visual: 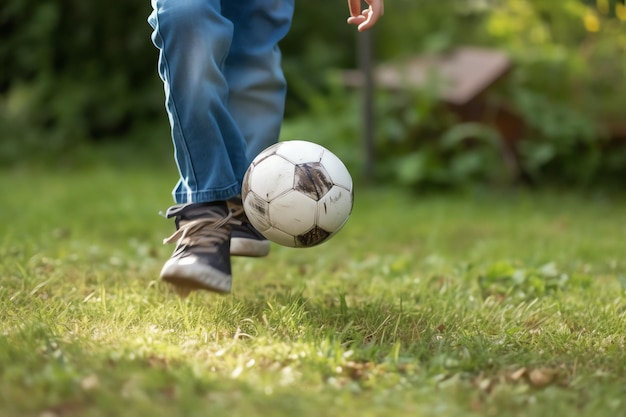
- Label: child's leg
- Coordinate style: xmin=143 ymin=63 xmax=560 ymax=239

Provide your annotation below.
xmin=222 ymin=0 xmax=295 ymax=162
xmin=148 ymin=0 xmax=248 ymax=204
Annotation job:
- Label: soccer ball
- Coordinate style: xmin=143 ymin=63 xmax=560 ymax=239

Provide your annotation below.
xmin=242 ymin=140 xmax=353 ymax=248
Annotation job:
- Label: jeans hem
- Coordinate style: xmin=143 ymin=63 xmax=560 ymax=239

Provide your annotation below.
xmin=173 ymin=183 xmax=241 ymax=204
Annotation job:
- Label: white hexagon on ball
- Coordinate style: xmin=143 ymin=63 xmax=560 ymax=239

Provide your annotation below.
xmin=248 ymin=154 xmax=295 ymax=201
xmin=320 ymin=150 xmax=352 ymax=190
xmin=275 ymin=140 xmax=324 ymax=164
xmin=316 ymin=185 xmax=353 ymax=233
xmin=262 ymin=227 xmax=296 ymax=248
xmin=269 ymin=190 xmax=317 ymax=235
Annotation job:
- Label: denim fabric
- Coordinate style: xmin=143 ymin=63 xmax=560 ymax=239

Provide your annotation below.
xmin=148 ymin=0 xmax=295 ymax=204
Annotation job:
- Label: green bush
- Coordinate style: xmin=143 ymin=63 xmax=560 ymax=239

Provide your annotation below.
xmin=2 ymin=0 xmax=626 ymax=187
xmin=317 ymin=0 xmax=626 ymax=188
xmin=0 ymin=0 xmax=357 ymax=164
xmin=1 ymin=1 xmax=163 ymax=163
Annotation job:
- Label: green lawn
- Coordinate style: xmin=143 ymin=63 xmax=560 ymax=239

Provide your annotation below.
xmin=1 ymin=166 xmax=625 ymax=417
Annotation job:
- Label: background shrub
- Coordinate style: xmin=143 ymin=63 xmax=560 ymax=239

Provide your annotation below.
xmin=1 ymin=0 xmax=625 ymax=186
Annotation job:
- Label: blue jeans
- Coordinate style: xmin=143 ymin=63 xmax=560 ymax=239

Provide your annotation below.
xmin=148 ymin=0 xmax=295 ymax=204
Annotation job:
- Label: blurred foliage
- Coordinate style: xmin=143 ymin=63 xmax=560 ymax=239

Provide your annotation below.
xmin=1 ymin=0 xmax=625 ymax=187
xmin=477 ymin=261 xmax=592 ymax=301
xmin=0 ymin=1 xmax=167 ymax=165
xmin=305 ymin=0 xmax=626 ymax=188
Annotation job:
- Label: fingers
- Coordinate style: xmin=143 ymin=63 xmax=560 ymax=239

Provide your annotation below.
xmin=347 ymin=1 xmax=384 ymax=32
xmin=347 ymin=9 xmax=369 ymax=25
xmin=347 ymin=0 xmax=362 ymax=17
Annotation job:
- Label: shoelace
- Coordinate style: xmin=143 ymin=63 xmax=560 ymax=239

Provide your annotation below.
xmin=163 ymin=212 xmax=234 ymax=254
xmin=229 ymin=206 xmax=246 ymax=222
xmin=227 ymin=197 xmax=256 ymax=225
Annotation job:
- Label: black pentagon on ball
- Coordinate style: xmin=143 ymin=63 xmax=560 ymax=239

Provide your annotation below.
xmin=293 ymin=162 xmax=334 ymax=201
xmin=295 ymin=225 xmax=332 ymax=247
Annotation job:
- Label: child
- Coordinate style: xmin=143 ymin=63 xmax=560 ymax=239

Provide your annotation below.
xmin=148 ymin=0 xmax=384 ymax=294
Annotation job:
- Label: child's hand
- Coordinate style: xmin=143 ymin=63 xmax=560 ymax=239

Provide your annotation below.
xmin=347 ymin=0 xmax=384 ymax=32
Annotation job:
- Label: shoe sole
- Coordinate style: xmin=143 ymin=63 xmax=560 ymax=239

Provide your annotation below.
xmin=160 ymin=259 xmax=232 ymax=294
xmin=230 ymin=238 xmax=270 ymax=257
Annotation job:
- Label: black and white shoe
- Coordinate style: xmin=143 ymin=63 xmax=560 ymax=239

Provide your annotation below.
xmin=160 ymin=202 xmax=235 ymax=295
xmin=228 ymin=196 xmax=270 ymax=258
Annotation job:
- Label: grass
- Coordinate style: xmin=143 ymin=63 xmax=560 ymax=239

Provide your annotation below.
xmin=1 ymin=163 xmax=625 ymax=417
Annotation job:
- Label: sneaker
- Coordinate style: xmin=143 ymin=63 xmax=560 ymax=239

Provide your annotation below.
xmin=160 ymin=202 xmax=235 ymax=295
xmin=227 ymin=196 xmax=270 ymax=257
